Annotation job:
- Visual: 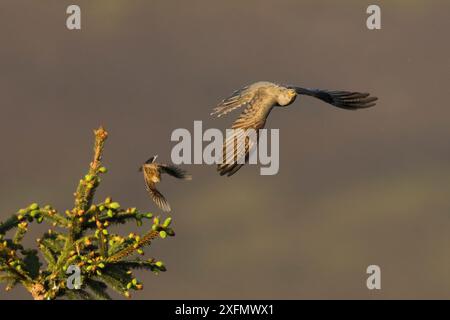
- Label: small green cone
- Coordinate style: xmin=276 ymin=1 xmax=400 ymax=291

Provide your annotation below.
xmin=163 ymin=217 xmax=172 ymax=227
xmin=30 ymin=210 xmax=39 ymax=218
xmin=159 ymin=231 xmax=167 ymax=239
xmin=109 ymin=202 xmax=120 ymax=210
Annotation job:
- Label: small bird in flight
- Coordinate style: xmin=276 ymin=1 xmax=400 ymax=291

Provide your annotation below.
xmin=211 ymin=81 xmax=378 ymax=176
xmin=140 ymin=155 xmax=192 ymax=212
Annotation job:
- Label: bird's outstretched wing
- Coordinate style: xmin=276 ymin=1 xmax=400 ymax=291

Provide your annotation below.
xmin=218 ymin=90 xmax=275 ymax=176
xmin=143 ymin=171 xmax=171 ymax=212
xmin=288 ymin=87 xmax=378 ymax=110
xmin=211 ymin=82 xmax=274 ymax=118
xmin=160 ymin=164 xmax=192 ymax=180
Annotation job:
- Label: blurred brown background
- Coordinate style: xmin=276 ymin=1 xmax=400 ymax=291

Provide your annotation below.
xmin=1 ymin=0 xmax=449 ymax=299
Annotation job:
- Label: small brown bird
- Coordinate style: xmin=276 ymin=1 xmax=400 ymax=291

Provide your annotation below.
xmin=211 ymin=81 xmax=378 ymax=176
xmin=139 ymin=155 xmax=192 ymax=212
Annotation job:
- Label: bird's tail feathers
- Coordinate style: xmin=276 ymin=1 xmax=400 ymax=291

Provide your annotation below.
xmin=290 ymin=86 xmax=378 ymax=110
xmin=161 ymin=164 xmax=192 ymax=180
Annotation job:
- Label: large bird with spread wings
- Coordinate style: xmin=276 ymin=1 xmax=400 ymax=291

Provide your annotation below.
xmin=211 ymin=81 xmax=378 ymax=176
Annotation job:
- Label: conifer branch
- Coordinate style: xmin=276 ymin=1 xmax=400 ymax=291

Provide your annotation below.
xmin=107 ymin=230 xmax=159 ymax=263
xmin=0 ymin=126 xmax=175 ymax=299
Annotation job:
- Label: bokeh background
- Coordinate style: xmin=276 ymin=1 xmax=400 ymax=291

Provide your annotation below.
xmin=1 ymin=0 xmax=449 ymax=299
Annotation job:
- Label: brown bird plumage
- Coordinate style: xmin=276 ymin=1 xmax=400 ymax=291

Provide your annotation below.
xmin=140 ymin=155 xmax=192 ymax=212
xmin=211 ymin=81 xmax=378 ymax=176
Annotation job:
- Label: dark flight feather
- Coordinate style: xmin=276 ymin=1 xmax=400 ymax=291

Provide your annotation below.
xmin=160 ymin=164 xmax=192 ymax=180
xmin=289 ymin=87 xmax=378 ymax=110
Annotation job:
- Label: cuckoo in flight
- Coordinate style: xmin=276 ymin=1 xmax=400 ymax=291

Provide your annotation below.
xmin=211 ymin=81 xmax=378 ymax=176
xmin=140 ymin=155 xmax=192 ymax=212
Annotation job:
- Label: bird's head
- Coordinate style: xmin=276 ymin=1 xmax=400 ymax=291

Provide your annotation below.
xmin=139 ymin=155 xmax=158 ymax=171
xmin=147 ymin=155 xmax=158 ymax=163
xmin=276 ymin=87 xmax=297 ymax=106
